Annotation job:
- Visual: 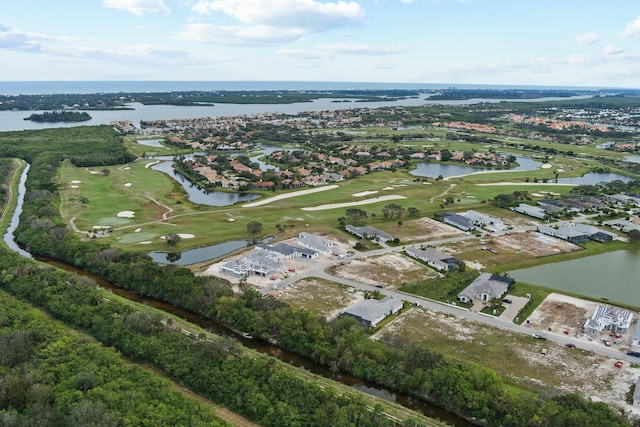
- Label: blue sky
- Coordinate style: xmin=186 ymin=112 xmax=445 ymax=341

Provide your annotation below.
xmin=1 ymin=0 xmax=640 ymax=88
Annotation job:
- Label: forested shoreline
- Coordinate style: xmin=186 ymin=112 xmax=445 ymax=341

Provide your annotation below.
xmin=0 ymin=126 xmax=633 ymax=426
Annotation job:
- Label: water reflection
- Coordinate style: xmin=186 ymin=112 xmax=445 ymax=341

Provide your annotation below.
xmin=2 ymin=163 xmax=32 ymax=258
xmin=150 ymin=159 xmax=261 ymax=206
xmin=149 ymin=239 xmax=250 ymax=265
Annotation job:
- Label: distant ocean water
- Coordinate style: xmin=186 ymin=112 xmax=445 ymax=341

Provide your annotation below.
xmin=0 ymin=81 xmax=597 ymax=96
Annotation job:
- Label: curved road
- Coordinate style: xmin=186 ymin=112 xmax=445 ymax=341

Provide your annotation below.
xmin=265 ymin=227 xmax=637 ymax=364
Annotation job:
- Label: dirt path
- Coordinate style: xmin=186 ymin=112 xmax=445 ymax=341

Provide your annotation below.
xmin=430 ymin=183 xmax=456 ymax=204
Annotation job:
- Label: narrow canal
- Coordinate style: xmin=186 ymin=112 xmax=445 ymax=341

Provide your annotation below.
xmin=7 ymin=163 xmax=472 ymax=425
xmin=37 ymin=256 xmax=472 ymax=427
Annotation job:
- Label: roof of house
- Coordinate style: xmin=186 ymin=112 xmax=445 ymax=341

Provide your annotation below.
xmin=584 ymin=305 xmax=633 ymax=332
xmin=442 ymin=212 xmax=473 ymax=229
xmin=345 ymin=225 xmax=394 ymax=241
xmin=343 ymin=296 xmax=403 ymax=325
xmin=458 ymin=272 xmax=514 ymax=301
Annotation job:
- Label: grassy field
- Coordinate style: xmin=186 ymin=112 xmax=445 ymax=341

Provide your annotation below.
xmin=376 ymin=306 xmax=618 ymax=395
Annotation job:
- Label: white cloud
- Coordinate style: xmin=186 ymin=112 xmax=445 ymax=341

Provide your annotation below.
xmin=103 ymin=0 xmax=170 ymax=15
xmin=277 ymin=42 xmax=407 ymax=58
xmin=572 ymin=32 xmax=600 ymax=45
xmin=176 ymin=23 xmax=306 ymax=45
xmin=619 ymin=16 xmax=640 ymax=38
xmin=318 ymin=42 xmax=407 ymax=55
xmin=369 ymin=58 xmax=397 ymax=69
xmin=602 ymin=44 xmax=623 ymax=55
xmin=192 ymin=0 xmax=365 ymax=31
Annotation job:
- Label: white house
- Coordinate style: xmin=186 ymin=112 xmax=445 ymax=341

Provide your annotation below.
xmin=457 ymin=272 xmax=514 ymax=304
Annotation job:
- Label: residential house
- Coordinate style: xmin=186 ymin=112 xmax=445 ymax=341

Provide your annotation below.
xmin=341 ymin=296 xmax=404 ymax=328
xmin=297 ymin=232 xmax=334 ymax=255
xmin=442 ymin=212 xmax=473 ymax=231
xmin=584 ymin=305 xmax=633 ymax=335
xmin=512 ymin=203 xmax=548 ymax=220
xmin=220 ymin=250 xmax=284 ymax=277
xmin=255 ymin=242 xmax=318 ymax=259
xmin=457 ymin=272 xmax=514 ymax=304
xmin=406 ymin=246 xmax=462 ymax=271
xmin=345 ymin=225 xmax=394 ymax=242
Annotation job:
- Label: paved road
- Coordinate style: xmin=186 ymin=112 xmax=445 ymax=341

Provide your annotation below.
xmin=265 ymin=226 xmax=639 ymax=364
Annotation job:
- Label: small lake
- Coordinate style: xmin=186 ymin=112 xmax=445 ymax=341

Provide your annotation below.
xmin=554 ymin=172 xmax=635 ymax=185
xmin=136 ymin=138 xmax=167 ymax=148
xmin=510 ymin=250 xmax=640 ymax=307
xmin=149 ymin=239 xmax=251 ymax=265
xmin=624 ymin=155 xmax=640 ymax=164
xmin=150 ymin=158 xmax=261 ymax=206
xmin=409 ymin=155 xmax=542 ymax=178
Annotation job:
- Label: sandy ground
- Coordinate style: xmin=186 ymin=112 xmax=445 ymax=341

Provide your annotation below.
xmin=493 ymin=231 xmax=582 ymax=257
xmin=352 ymin=190 xmax=379 ymax=197
xmin=277 ymin=278 xmax=364 ymax=321
xmin=329 ymin=252 xmax=439 ymax=289
xmin=379 ymin=217 xmax=465 ymax=243
xmin=524 ymin=293 xmax=640 ymax=415
xmin=242 ymin=185 xmax=339 ymax=207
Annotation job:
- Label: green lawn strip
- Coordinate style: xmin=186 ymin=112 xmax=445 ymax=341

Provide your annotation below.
xmin=0 ymin=158 xmax=24 ymax=234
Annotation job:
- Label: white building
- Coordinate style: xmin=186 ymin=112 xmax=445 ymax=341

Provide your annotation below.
xmin=297 ymin=232 xmax=335 ymax=254
xmin=584 ymin=305 xmax=633 ymax=335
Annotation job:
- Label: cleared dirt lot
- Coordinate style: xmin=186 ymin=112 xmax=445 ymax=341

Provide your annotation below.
xmin=375 ymin=217 xmax=465 ymax=243
xmin=328 ymin=252 xmax=440 ymax=289
xmin=276 ymin=278 xmax=363 ymax=321
xmin=494 ymin=231 xmax=583 ymax=257
xmin=379 ymin=305 xmax=640 ymax=415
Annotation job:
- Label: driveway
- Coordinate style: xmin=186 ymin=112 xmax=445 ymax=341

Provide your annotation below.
xmin=501 ymin=295 xmax=529 ymax=321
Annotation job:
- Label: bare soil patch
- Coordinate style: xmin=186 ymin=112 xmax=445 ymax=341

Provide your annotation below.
xmin=493 ymin=231 xmax=582 ymax=257
xmin=376 ymin=217 xmax=465 ymax=243
xmin=380 ymin=305 xmax=640 ymax=413
xmin=277 ymin=278 xmax=363 ymax=321
xmin=329 ymin=252 xmax=439 ymax=289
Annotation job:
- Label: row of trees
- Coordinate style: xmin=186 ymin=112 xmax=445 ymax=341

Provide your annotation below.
xmin=2 ymin=126 xmax=636 ymax=426
xmin=6 ymin=135 xmax=633 ymax=426
xmin=0 ymin=285 xmax=228 ymax=427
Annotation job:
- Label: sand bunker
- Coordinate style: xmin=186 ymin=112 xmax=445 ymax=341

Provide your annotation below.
xmin=531 ymin=193 xmax=544 ymax=197
xmin=243 ymin=185 xmax=338 ymax=208
xmin=228 ymin=218 xmax=236 ymax=222
xmin=134 ymin=228 xmax=142 ymax=232
xmin=540 ymin=163 xmax=552 ymax=169
xmin=162 ymin=233 xmax=195 ymax=239
xmin=382 ymin=187 xmax=395 ymax=190
xmin=353 ymin=190 xmax=379 ymax=197
xmin=70 ymin=185 xmax=79 ymax=189
xmin=124 ymin=182 xmax=132 ymax=187
xmin=302 ymin=195 xmax=406 ymax=211
xmin=71 ymin=180 xmax=82 ymax=184
xmin=139 ymin=241 xmax=151 ymax=245
xmin=557 ymin=169 xmax=565 ymax=172
xmin=117 ymin=211 xmax=135 ymax=218
xmin=145 ymin=161 xmax=160 ymax=169
xmin=123 ymin=167 xmax=131 ymax=170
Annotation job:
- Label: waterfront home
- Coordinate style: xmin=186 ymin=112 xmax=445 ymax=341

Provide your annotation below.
xmin=255 ymin=242 xmax=318 ymax=259
xmin=341 ymin=296 xmax=404 ymax=328
xmin=457 ymin=272 xmax=514 ymax=304
xmin=584 ymin=305 xmax=633 ymax=335
xmin=538 ymin=223 xmax=617 ymax=244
